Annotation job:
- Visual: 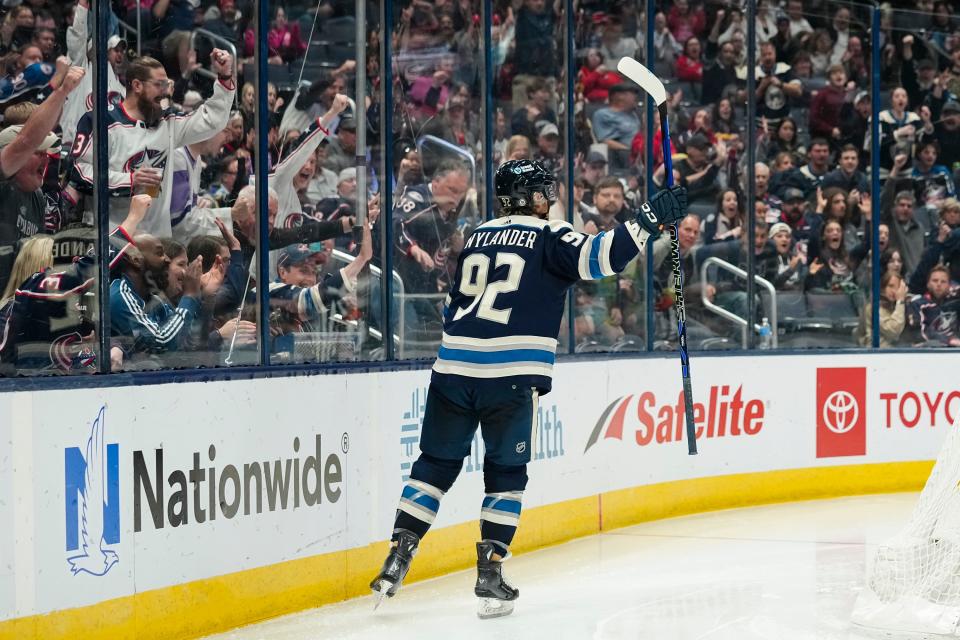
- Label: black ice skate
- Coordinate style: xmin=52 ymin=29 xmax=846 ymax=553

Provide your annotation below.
xmin=475 ymin=540 xmax=519 ymax=619
xmin=370 ymin=529 xmax=420 ymax=610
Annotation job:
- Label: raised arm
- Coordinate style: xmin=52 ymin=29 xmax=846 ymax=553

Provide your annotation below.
xmin=543 ymin=186 xmax=687 ymax=283
xmin=169 ymin=50 xmax=236 ymax=148
xmin=271 ymin=93 xmax=349 ymax=188
xmin=0 ymin=63 xmax=83 ymax=178
xmin=67 ymin=0 xmax=89 ymax=65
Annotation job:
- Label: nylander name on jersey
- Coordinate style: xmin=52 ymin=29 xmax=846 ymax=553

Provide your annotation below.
xmin=432 ymin=214 xmax=650 ymax=393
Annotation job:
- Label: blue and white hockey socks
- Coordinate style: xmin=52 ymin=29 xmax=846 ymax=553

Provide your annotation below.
xmin=480 ymin=491 xmax=523 ymax=556
xmin=393 ymin=454 xmax=462 ymax=541
xmin=394 ymin=479 xmax=446 ymax=540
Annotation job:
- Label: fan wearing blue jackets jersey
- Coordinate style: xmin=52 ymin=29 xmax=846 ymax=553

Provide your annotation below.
xmin=370 ymin=159 xmax=687 ymax=618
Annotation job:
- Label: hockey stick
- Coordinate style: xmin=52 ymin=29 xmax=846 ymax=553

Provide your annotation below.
xmin=617 ymin=57 xmax=698 ymax=455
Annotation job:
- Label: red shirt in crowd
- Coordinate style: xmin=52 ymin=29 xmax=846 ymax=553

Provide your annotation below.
xmin=578 ymin=67 xmax=623 ymax=103
xmin=675 ymin=55 xmax=703 ymax=82
xmin=808 ymin=84 xmax=846 ymax=138
xmin=631 ymin=129 xmax=677 ymax=169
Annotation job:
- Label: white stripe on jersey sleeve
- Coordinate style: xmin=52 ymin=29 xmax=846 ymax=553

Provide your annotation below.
xmin=577 ymin=235 xmax=592 ymax=280
xmin=547 ymin=219 xmax=574 ymax=233
xmin=598 ymin=230 xmax=615 ymax=276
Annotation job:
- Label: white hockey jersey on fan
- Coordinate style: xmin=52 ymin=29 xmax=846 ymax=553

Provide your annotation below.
xmin=853 ymin=413 xmax=960 ymax=636
xmin=70 ymin=79 xmax=235 ymax=237
xmin=60 ymin=3 xmax=125 ymax=150
xmin=271 ymin=117 xmax=331 ymax=230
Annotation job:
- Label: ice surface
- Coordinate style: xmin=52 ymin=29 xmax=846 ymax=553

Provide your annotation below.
xmin=204 ymin=494 xmax=918 ymax=640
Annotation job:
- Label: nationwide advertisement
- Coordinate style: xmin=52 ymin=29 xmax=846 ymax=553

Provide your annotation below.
xmin=0 ymin=352 xmax=955 ymax=622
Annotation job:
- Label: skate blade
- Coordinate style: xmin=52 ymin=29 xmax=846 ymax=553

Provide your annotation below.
xmin=477 ymin=597 xmax=514 ymax=619
xmin=371 ymin=580 xmax=392 ymax=611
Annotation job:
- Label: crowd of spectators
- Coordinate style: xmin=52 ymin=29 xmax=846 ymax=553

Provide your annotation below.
xmin=0 ymin=0 xmax=379 ymax=375
xmin=449 ymin=0 xmax=960 ymax=350
xmin=3 ymin=0 xmax=960 ymax=377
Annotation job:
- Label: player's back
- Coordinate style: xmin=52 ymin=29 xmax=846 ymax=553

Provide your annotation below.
xmin=432 ymin=214 xmax=582 ymax=393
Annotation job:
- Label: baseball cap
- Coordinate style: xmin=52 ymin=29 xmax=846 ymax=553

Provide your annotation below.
xmin=338 ymin=167 xmax=357 ymax=184
xmin=0 ymin=124 xmax=58 ymax=152
xmin=769 ymin=222 xmax=792 ymax=237
xmin=586 ymin=150 xmax=608 ymax=166
xmin=338 ymin=116 xmax=356 ymax=132
xmin=685 ymin=133 xmax=711 ymax=151
xmin=537 ymin=121 xmax=559 ymax=137
xmin=854 ymin=90 xmax=869 ymax=104
xmin=609 ymin=82 xmax=640 ymax=95
xmin=782 ymin=187 xmax=806 ymax=202
xmin=107 ymin=34 xmax=127 ymax=51
xmin=944 ymin=100 xmax=960 ymax=115
xmin=277 ymin=243 xmax=322 ymax=270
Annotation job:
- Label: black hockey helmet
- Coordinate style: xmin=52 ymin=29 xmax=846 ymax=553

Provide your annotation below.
xmin=495 ymin=159 xmax=557 ymax=216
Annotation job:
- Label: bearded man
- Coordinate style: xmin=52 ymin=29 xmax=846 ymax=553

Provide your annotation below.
xmin=69 ymin=50 xmax=236 ymax=237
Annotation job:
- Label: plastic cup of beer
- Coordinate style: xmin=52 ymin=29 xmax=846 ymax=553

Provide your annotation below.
xmin=139 ymin=167 xmax=161 ymax=197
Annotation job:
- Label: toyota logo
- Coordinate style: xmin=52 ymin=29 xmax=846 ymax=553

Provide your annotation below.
xmin=823 ymin=391 xmax=859 ymax=434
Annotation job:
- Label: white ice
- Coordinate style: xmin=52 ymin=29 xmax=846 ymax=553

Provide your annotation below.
xmin=204 ymin=493 xmax=919 ymax=640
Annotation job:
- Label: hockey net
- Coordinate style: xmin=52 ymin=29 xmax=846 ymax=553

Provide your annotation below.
xmin=853 ymin=415 xmax=960 ymax=636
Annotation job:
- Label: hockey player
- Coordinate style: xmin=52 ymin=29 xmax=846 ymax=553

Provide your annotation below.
xmin=370 ymin=159 xmax=687 ymax=617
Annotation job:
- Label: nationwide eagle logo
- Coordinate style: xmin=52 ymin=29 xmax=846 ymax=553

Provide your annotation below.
xmin=65 ymin=406 xmax=120 ymax=577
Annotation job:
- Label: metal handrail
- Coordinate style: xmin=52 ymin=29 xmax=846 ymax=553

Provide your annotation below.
xmin=190 ymin=28 xmax=239 ymax=105
xmin=417 ymin=134 xmax=477 ymax=180
xmin=116 ymin=19 xmax=141 ymax=57
xmin=136 ymin=0 xmax=141 ymax=57
xmin=331 ymin=249 xmax=405 ymax=352
xmin=699 ymin=256 xmax=779 ymax=349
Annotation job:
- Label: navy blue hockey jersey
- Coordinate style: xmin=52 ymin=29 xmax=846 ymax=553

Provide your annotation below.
xmin=432 ymin=214 xmax=650 ymax=392
xmin=0 ymin=227 xmax=132 ymax=373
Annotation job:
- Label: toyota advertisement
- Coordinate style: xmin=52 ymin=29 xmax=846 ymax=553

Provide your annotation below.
xmin=816 ymin=367 xmax=867 ymax=458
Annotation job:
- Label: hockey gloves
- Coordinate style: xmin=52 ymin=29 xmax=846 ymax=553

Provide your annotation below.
xmin=636 ymin=185 xmax=688 ymax=238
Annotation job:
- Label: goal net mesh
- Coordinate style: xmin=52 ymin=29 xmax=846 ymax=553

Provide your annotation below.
xmin=853 ymin=416 xmax=960 ymax=636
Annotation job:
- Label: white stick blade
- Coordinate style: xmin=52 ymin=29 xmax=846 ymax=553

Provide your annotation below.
xmin=616 ymin=57 xmax=666 ymax=106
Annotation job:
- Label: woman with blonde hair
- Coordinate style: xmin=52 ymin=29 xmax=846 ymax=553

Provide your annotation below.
xmin=504 ymin=135 xmax=532 ymax=161
xmin=1 ymin=235 xmax=54 ymax=316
